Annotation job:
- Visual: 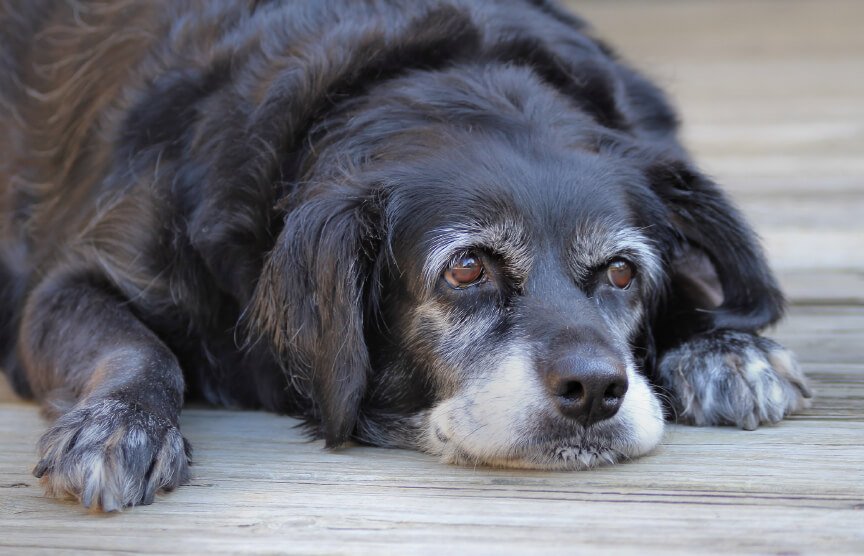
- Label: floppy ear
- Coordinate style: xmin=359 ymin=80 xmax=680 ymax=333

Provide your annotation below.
xmin=646 ymin=160 xmax=785 ymax=333
xmin=249 ymin=193 xmax=380 ymax=447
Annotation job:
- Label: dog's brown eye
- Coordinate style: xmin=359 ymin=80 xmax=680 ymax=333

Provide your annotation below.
xmin=444 ymin=253 xmax=485 ymax=288
xmin=607 ymin=259 xmax=633 ymax=289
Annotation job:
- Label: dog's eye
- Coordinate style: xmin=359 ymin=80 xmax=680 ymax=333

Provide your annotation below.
xmin=606 ymin=259 xmax=634 ymax=289
xmin=444 ymin=252 xmax=485 ymax=288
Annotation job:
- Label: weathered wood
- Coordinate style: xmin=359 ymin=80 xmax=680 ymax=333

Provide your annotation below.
xmin=1 ymin=0 xmax=863 ymax=553
xmin=778 ymin=270 xmax=864 ymax=306
xmin=1 ymin=406 xmax=863 ymax=555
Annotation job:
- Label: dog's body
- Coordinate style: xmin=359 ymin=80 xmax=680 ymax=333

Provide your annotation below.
xmin=0 ymin=0 xmax=811 ymax=511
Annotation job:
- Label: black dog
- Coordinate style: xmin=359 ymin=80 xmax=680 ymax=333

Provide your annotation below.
xmin=0 ymin=0 xmax=811 ymax=511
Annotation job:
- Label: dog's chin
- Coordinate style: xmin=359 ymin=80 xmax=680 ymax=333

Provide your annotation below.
xmin=438 ymin=439 xmax=626 ymax=471
xmin=429 ymin=420 xmax=663 ymax=471
xmin=419 ymin=360 xmax=666 ymax=471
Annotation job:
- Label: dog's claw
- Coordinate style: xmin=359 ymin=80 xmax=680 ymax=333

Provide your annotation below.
xmin=33 ymin=460 xmax=50 ymax=478
xmin=101 ymin=495 xmax=121 ymax=513
xmin=740 ymin=412 xmax=759 ymax=431
xmin=142 ymin=486 xmax=156 ymax=506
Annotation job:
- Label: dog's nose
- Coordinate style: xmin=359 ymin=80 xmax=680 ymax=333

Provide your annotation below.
xmin=547 ymin=356 xmax=628 ymax=426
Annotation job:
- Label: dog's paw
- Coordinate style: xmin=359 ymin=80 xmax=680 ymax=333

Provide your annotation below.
xmin=33 ymin=397 xmax=191 ymax=511
xmin=657 ymin=330 xmax=812 ymax=430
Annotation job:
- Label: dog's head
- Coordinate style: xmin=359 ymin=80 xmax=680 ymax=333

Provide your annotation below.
xmin=362 ymin=107 xmax=669 ymax=469
xmin=248 ymin=64 xmax=666 ymax=468
xmin=220 ymin=6 xmax=782 ymax=468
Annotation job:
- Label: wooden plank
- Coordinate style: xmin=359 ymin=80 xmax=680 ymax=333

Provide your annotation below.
xmin=762 ymin=230 xmax=863 ymax=272
xmin=576 ymin=0 xmax=864 ymax=62
xmin=768 ymin=306 xmax=864 ymax=365
xmin=1 ymin=405 xmax=863 ymax=555
xmin=778 ymin=270 xmax=864 ymax=306
xmin=736 ymin=196 xmax=863 ymax=231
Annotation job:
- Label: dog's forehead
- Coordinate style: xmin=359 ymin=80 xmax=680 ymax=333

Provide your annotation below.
xmin=388 ymin=142 xmax=637 ymax=255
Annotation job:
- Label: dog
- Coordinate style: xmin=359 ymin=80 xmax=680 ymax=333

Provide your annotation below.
xmin=0 ymin=0 xmax=812 ymax=511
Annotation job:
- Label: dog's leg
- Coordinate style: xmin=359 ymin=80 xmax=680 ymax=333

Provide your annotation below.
xmin=18 ymin=272 xmax=190 ymax=511
xmin=656 ymin=330 xmax=812 ymax=430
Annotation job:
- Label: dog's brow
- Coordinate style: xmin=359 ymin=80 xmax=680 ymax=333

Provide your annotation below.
xmin=569 ymin=224 xmax=663 ymax=291
xmin=423 ymin=222 xmax=531 ymax=287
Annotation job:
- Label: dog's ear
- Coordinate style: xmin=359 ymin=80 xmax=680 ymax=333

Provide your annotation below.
xmin=249 ymin=192 xmax=380 ymax=447
xmin=645 ymin=160 xmax=785 ymax=333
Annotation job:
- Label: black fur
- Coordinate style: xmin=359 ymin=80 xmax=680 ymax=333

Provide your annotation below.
xmin=0 ymin=0 xmax=810 ymax=511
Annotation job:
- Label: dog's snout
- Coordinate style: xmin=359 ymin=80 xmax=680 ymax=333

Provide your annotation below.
xmin=547 ymin=356 xmax=628 ymax=426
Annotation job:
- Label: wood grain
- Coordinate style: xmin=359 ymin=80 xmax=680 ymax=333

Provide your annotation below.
xmin=1 ymin=0 xmax=863 ymax=554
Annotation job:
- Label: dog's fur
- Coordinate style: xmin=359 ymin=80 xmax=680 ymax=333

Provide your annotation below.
xmin=0 ymin=0 xmax=812 ymax=511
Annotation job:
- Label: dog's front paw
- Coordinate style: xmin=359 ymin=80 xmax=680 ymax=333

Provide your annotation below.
xmin=657 ymin=330 xmax=812 ymax=430
xmin=34 ymin=397 xmax=191 ymax=511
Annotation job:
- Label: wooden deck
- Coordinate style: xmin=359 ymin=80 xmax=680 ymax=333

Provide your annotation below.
xmin=1 ymin=1 xmax=862 ymax=553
